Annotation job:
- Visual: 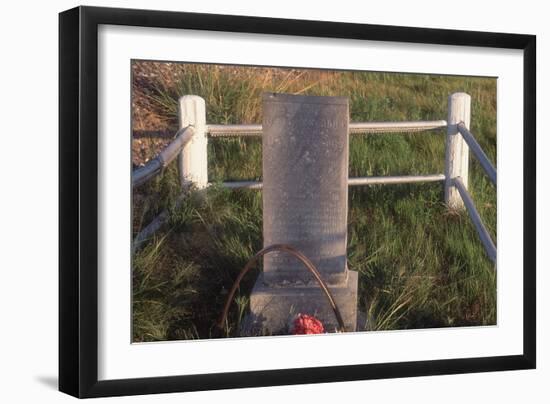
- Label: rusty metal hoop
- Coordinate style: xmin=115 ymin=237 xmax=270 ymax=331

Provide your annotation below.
xmin=217 ymin=243 xmax=346 ymax=333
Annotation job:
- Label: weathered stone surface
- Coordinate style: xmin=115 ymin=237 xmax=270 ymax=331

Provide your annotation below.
xmin=247 ymin=92 xmax=358 ymax=335
xmin=262 ymin=93 xmax=349 ymax=286
xmin=247 ymin=270 xmax=358 ymax=335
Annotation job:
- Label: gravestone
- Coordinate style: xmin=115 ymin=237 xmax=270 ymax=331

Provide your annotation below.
xmin=248 ymin=93 xmax=358 ymax=334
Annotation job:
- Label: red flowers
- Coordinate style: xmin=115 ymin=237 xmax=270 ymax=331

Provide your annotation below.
xmin=291 ymin=314 xmax=325 ymax=335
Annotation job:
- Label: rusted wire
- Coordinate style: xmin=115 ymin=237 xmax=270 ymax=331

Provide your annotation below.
xmin=217 ymin=244 xmax=346 ymax=334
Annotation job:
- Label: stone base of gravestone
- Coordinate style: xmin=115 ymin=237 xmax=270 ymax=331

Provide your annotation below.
xmin=246 ymin=270 xmax=358 ymax=335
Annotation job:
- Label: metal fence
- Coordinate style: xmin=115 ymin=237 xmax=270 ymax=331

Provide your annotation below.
xmin=132 ymin=93 xmax=497 ymax=265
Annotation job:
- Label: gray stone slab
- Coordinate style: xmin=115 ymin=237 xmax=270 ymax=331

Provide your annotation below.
xmin=262 ymin=93 xmax=349 ymax=286
xmin=246 ymin=270 xmax=358 ymax=335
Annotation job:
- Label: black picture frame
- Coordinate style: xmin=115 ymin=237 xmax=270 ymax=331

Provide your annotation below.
xmin=59 ymin=5 xmax=536 ymax=398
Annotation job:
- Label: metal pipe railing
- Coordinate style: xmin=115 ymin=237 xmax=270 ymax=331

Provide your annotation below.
xmin=454 ymin=177 xmax=497 ymax=264
xmin=219 ymin=174 xmax=445 ymax=190
xmin=221 ymin=181 xmax=263 ymax=190
xmin=349 ymin=120 xmax=448 ymax=134
xmin=347 ymin=174 xmax=445 ymax=186
xmin=457 ymin=122 xmax=497 ymax=186
xmin=206 ymin=120 xmax=447 ymax=137
xmin=132 ymin=126 xmax=195 ymax=188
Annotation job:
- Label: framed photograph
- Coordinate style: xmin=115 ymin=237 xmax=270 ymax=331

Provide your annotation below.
xmin=59 ymin=5 xmax=536 ymax=398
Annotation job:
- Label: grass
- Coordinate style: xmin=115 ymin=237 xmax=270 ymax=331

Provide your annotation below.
xmin=131 ymin=61 xmax=497 ymax=342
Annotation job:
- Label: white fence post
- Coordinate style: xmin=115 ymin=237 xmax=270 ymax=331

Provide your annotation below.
xmin=445 ymin=92 xmax=471 ymax=209
xmin=178 ymin=95 xmax=208 ymax=189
